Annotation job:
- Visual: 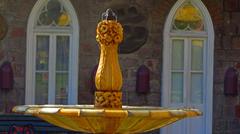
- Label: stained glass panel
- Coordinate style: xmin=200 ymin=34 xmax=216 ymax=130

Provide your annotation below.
xmin=171 ymin=72 xmax=184 ymax=103
xmin=55 ymin=73 xmax=68 ymax=104
xmin=191 ymin=40 xmax=203 ymax=70
xmin=36 ymin=36 xmax=49 ymax=71
xmin=56 ymin=36 xmax=69 ymax=71
xmin=39 ymin=12 xmax=52 ymax=25
xmin=35 ymin=72 xmax=48 ymax=104
xmin=191 ymin=73 xmax=203 ymax=104
xmin=172 ymin=2 xmax=204 ymax=31
xmin=172 ymin=39 xmax=184 ymax=70
xmin=47 ymin=0 xmax=61 ymax=21
xmin=37 ymin=0 xmax=71 ymax=27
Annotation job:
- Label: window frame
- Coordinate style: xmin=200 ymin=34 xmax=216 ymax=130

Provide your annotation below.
xmin=34 ymin=33 xmax=72 ymax=104
xmin=169 ymin=37 xmax=206 ymax=106
xmin=25 ymin=0 xmax=79 ymax=105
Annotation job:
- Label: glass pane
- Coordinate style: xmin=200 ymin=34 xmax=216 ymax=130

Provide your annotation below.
xmin=56 ymin=36 xmax=69 ymax=71
xmin=47 ymin=0 xmax=61 ymax=21
xmin=191 ymin=40 xmax=203 ymax=70
xmin=171 ymin=72 xmax=184 ymax=103
xmin=35 ymin=72 xmax=48 ymax=104
xmin=38 ymin=12 xmax=52 ymax=25
xmin=172 ymin=39 xmax=184 ymax=70
xmin=55 ymin=73 xmax=68 ymax=104
xmin=172 ymin=2 xmax=204 ymax=31
xmin=37 ymin=0 xmax=71 ymax=27
xmin=57 ymin=11 xmax=71 ymax=26
xmin=36 ymin=36 xmax=49 ymax=71
xmin=191 ymin=73 xmax=203 ymax=104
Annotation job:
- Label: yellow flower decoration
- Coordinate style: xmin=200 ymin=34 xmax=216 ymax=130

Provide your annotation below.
xmin=114 ymin=35 xmax=122 ymax=43
xmin=99 ymin=24 xmax=108 ymax=34
xmin=96 ymin=20 xmax=123 ymax=45
xmin=105 ymin=35 xmax=112 ymax=42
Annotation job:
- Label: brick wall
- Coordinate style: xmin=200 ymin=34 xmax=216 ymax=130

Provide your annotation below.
xmin=1 ymin=0 xmax=240 ymax=133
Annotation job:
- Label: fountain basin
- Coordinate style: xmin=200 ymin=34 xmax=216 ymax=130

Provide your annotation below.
xmin=13 ymin=105 xmax=201 ymax=134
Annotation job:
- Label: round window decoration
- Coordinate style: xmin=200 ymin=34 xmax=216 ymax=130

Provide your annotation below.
xmin=113 ymin=5 xmax=149 ymax=54
xmin=0 ymin=14 xmax=7 ymax=40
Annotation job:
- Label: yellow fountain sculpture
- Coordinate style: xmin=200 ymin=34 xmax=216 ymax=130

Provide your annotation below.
xmin=13 ymin=9 xmax=201 ymax=134
xmin=95 ymin=18 xmax=123 ymax=108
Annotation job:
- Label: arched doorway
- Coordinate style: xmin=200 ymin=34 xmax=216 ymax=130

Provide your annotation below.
xmin=162 ymin=0 xmax=214 ymax=133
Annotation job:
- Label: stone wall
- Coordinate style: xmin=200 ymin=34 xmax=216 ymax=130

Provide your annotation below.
xmin=210 ymin=0 xmax=240 ymax=134
xmin=74 ymin=0 xmax=162 ymax=107
xmin=1 ymin=0 xmax=240 ymax=133
xmin=0 ymin=0 xmax=36 ymax=113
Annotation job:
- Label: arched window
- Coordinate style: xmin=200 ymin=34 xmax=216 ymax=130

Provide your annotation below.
xmin=25 ymin=0 xmax=79 ymax=105
xmin=172 ymin=2 xmax=204 ymax=32
xmin=162 ymin=0 xmax=214 ymax=134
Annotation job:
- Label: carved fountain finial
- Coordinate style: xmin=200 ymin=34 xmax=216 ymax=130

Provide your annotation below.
xmin=95 ymin=9 xmax=123 ymax=108
xmin=101 ymin=8 xmax=117 ymax=21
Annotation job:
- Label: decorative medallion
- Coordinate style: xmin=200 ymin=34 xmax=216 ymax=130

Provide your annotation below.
xmin=0 ymin=14 xmax=7 ymax=40
xmin=113 ymin=5 xmax=149 ymax=54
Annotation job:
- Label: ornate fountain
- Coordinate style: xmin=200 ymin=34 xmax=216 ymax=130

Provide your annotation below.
xmin=13 ymin=9 xmax=201 ymax=134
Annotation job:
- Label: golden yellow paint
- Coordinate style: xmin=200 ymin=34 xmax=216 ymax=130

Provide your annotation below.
xmin=58 ymin=12 xmax=70 ymax=26
xmin=94 ymin=20 xmax=123 ymax=108
xmin=175 ymin=3 xmax=202 ymax=22
xmin=12 ymin=16 xmax=202 ymax=134
xmin=13 ymin=105 xmax=202 ymax=134
xmin=95 ymin=20 xmax=123 ymax=91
